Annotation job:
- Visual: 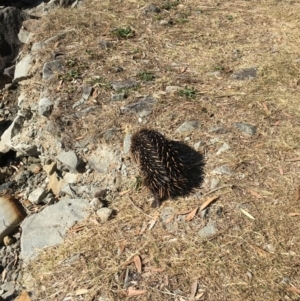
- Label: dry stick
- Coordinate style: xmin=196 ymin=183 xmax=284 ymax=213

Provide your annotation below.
xmin=127 ymin=196 xmax=152 ymax=218
xmin=201 ymin=184 xmax=232 ymax=198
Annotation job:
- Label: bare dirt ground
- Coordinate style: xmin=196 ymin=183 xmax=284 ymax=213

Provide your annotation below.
xmin=24 ymin=0 xmax=300 ymax=300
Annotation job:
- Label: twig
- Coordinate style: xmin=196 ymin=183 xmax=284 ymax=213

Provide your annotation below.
xmin=127 ymin=196 xmax=152 ymax=218
xmin=201 ymin=184 xmax=232 ymax=198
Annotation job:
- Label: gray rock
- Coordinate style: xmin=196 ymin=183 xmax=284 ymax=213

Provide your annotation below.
xmin=144 ymin=3 xmax=161 ymax=13
xmin=28 ymin=188 xmax=48 ymax=204
xmin=176 ymin=120 xmax=200 ymax=132
xmin=234 ymin=122 xmax=257 ymax=135
xmin=160 ymin=207 xmax=177 ymax=232
xmin=193 ymin=141 xmax=203 ymax=150
xmin=13 ymin=54 xmax=33 ymax=83
xmin=212 ymin=165 xmax=233 ymax=175
xmin=0 ymin=115 xmax=25 ymax=153
xmin=216 ymin=142 xmax=230 ymax=155
xmin=198 ymin=222 xmax=217 ymax=238
xmin=110 ymin=79 xmax=138 ymax=91
xmin=87 ymin=145 xmax=119 ymax=173
xmin=123 ymin=134 xmax=132 ymax=154
xmin=63 ymin=172 xmax=77 ymax=184
xmin=14 ymin=143 xmax=39 ymax=157
xmin=17 ymin=28 xmax=32 ymax=44
xmin=96 ymin=208 xmax=113 ymax=221
xmin=42 ymin=60 xmax=62 ymax=80
xmin=99 ymin=40 xmax=113 ymax=49
xmin=72 ymin=85 xmax=93 ymax=108
xmin=31 ymin=32 xmax=67 ymax=53
xmin=38 ymin=97 xmax=54 ymax=117
xmin=57 ymin=150 xmax=82 ymax=173
xmin=120 ymin=95 xmax=155 ymax=117
xmin=208 ymin=126 xmax=230 ymax=134
xmin=0 ymin=7 xmax=29 ymax=75
xmin=3 ymin=65 xmax=15 ymax=79
xmin=20 ymin=199 xmax=90 ymax=261
xmin=210 ymin=178 xmax=220 ymax=190
xmin=165 ymin=85 xmax=181 ymax=93
xmin=231 ymin=67 xmax=257 ymax=80
xmin=90 ymin=198 xmax=103 ymax=210
xmin=0 ymin=281 xmax=14 ymax=292
xmin=111 ymin=92 xmax=126 ymax=101
xmin=0 ymin=196 xmax=26 ymax=243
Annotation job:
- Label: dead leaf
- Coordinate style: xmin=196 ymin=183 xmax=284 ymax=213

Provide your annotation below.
xmin=144 ymin=266 xmax=164 ymax=273
xmin=287 ymin=286 xmax=300 ymax=294
xmin=2 ymin=268 xmax=7 ymax=282
xmin=177 ymin=209 xmax=194 ymax=216
xmin=190 ymin=279 xmax=198 ymax=300
xmin=279 ymin=166 xmax=284 ymax=175
xmin=250 ymin=245 xmax=269 ymax=257
xmin=248 ymin=190 xmax=263 ymax=199
xmin=186 ymin=207 xmax=199 ymax=221
xmin=127 ymin=288 xmax=147 ymax=297
xmin=286 ymin=157 xmax=300 ymax=162
xmin=134 ymin=255 xmax=142 ymax=273
xmin=195 ymin=292 xmax=205 ymax=300
xmin=75 ymin=288 xmax=89 ymax=295
xmin=200 ymin=196 xmax=219 ymax=211
xmin=15 ymin=291 xmax=31 ymax=301
xmin=119 ymin=189 xmax=131 ymax=196
xmin=288 ymin=212 xmax=300 ymax=217
xmin=295 ymin=186 xmax=300 ymax=202
xmin=240 ymin=208 xmax=255 ymax=220
xmin=148 ymin=213 xmax=159 ymax=230
xmin=262 ymin=103 xmax=270 ymax=114
xmin=139 ymin=222 xmax=148 ymax=235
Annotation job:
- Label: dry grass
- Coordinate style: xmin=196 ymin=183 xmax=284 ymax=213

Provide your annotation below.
xmin=24 ymin=0 xmax=300 ymax=300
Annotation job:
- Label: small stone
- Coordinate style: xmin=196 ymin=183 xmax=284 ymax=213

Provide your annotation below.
xmin=208 ymin=126 xmax=230 ymax=134
xmin=165 ymin=86 xmax=181 ymax=93
xmin=57 ymin=150 xmax=82 ymax=173
xmin=216 ymin=142 xmax=230 ymax=155
xmin=13 ymin=54 xmax=33 ymax=83
xmin=42 ymin=60 xmax=62 ymax=80
xmin=28 ymin=164 xmax=42 ymax=174
xmin=72 ymin=85 xmax=93 ymax=108
xmin=234 ymin=122 xmax=257 ymax=135
xmin=123 ymin=134 xmax=132 ymax=154
xmin=121 ymin=95 xmax=155 ymax=117
xmin=193 ymin=141 xmax=203 ymax=150
xmin=99 ymin=40 xmax=113 ymax=49
xmin=231 ymin=67 xmax=257 ymax=80
xmin=110 ymin=79 xmax=138 ymax=91
xmin=90 ymin=198 xmax=103 ymax=210
xmin=3 ymin=236 xmax=14 ymax=246
xmin=38 ymin=97 xmax=54 ymax=117
xmin=1 ymin=281 xmax=15 ymax=292
xmin=210 ymin=178 xmax=220 ymax=190
xmin=96 ymin=208 xmax=113 ymax=222
xmin=144 ymin=4 xmax=161 ymax=13
xmin=212 ymin=165 xmax=233 ymax=175
xmin=63 ymin=173 xmax=77 ymax=184
xmin=176 ymin=120 xmax=200 ymax=132
xmin=111 ymin=93 xmax=127 ymax=101
xmin=43 ymin=162 xmax=57 ymax=175
xmin=198 ymin=222 xmax=217 ymax=238
xmin=28 ymin=188 xmax=48 ymax=204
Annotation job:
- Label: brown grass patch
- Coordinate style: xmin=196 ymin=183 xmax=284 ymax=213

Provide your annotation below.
xmin=24 ymin=0 xmax=300 ymax=300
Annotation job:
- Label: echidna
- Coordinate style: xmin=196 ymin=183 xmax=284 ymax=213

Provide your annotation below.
xmin=130 ymin=129 xmax=189 ymax=208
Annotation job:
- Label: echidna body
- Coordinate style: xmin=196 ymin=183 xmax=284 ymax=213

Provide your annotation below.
xmin=130 ymin=129 xmax=188 ymax=207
